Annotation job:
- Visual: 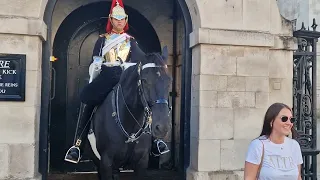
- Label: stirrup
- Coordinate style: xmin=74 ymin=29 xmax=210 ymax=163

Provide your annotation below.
xmin=64 ymin=145 xmax=81 ymax=164
xmin=152 ymin=139 xmax=170 ymax=157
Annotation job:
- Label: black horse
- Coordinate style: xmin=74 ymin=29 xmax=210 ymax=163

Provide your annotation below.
xmin=86 ymin=42 xmax=172 ymax=180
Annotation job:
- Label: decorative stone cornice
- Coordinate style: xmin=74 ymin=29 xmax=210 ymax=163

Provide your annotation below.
xmin=189 ymin=28 xmax=274 ymax=48
xmin=0 ymin=16 xmax=47 ymax=41
xmin=189 ymin=28 xmax=296 ymax=51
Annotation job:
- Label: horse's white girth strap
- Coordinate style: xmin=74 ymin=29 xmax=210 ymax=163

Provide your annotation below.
xmin=120 ymin=62 xmax=136 ymax=70
xmin=142 ymin=63 xmax=167 ymax=70
xmin=87 ymin=132 xmax=101 ymax=160
xmin=120 ymin=62 xmax=167 ymax=70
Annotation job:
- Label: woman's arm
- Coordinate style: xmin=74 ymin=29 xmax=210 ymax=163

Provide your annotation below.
xmin=298 ymin=165 xmax=302 ymax=180
xmin=292 ymin=140 xmax=303 ymax=180
xmin=244 ymin=161 xmax=260 ymax=180
xmin=244 ymin=139 xmax=264 ymax=180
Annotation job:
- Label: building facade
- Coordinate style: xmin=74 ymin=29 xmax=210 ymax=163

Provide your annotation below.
xmin=0 ymin=0 xmax=300 ymax=180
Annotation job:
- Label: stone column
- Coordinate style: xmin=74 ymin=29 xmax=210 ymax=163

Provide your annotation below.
xmin=186 ymin=0 xmax=296 ymax=179
xmin=0 ymin=1 xmax=47 ymax=179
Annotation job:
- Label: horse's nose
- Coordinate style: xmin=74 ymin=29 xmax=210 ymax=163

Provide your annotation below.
xmin=154 ymin=124 xmax=169 ymax=137
xmin=156 ymin=124 xmax=167 ymax=132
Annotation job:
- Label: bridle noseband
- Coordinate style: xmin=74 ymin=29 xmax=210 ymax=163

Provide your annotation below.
xmin=111 ymin=60 xmax=171 ymax=143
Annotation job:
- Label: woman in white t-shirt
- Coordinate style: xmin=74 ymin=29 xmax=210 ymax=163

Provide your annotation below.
xmin=244 ymin=102 xmax=303 ymax=180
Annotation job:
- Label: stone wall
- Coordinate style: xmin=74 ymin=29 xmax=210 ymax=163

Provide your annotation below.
xmin=0 ymin=0 xmax=47 ymax=179
xmin=187 ymin=0 xmax=295 ymax=179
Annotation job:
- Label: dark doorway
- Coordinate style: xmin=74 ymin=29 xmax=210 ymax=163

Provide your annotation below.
xmin=50 ymin=1 xmax=163 ymax=173
xmin=40 ymin=0 xmax=192 ymax=180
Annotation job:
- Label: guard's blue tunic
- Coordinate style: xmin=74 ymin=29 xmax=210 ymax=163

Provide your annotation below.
xmin=81 ymin=33 xmax=135 ymax=106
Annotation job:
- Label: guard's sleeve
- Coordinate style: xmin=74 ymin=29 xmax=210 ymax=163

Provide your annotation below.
xmin=245 ymin=139 xmax=264 ymax=165
xmin=91 ymin=36 xmax=105 ymax=62
xmin=130 ymin=38 xmax=138 ymax=45
xmin=128 ymin=38 xmax=144 ymax=63
xmin=88 ymin=36 xmax=105 ymax=82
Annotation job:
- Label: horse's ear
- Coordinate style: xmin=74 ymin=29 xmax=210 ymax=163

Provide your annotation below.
xmin=161 ymin=46 xmax=168 ymax=63
xmin=130 ymin=40 xmax=145 ymax=63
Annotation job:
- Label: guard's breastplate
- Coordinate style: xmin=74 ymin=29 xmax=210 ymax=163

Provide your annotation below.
xmin=103 ymin=33 xmax=131 ymax=62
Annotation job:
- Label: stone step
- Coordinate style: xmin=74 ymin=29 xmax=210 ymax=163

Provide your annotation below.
xmin=48 ymin=170 xmax=182 ymax=180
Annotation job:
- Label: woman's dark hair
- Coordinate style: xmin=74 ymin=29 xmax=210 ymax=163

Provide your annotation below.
xmin=259 ymin=102 xmax=298 ymax=139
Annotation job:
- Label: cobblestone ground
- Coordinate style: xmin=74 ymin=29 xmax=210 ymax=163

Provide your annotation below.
xmin=48 ymin=170 xmax=182 ymax=180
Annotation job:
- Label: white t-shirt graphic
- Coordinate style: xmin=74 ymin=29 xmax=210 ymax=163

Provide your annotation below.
xmin=246 ymin=136 xmax=303 ymax=180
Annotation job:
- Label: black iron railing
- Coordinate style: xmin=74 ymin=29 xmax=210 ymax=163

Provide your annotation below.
xmin=293 ymin=18 xmax=320 ymax=180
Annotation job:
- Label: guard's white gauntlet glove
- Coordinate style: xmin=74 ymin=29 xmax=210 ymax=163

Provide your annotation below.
xmin=88 ymin=56 xmax=104 ymax=83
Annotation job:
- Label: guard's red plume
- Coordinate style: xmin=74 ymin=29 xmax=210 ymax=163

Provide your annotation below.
xmin=106 ymin=0 xmax=129 ymax=33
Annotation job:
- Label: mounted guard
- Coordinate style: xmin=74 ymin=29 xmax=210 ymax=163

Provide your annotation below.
xmin=64 ymin=0 xmax=170 ymax=164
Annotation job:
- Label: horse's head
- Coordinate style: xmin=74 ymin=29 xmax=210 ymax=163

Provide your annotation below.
xmin=141 ymin=50 xmax=172 ymax=138
xmin=129 ymin=42 xmax=172 ymax=139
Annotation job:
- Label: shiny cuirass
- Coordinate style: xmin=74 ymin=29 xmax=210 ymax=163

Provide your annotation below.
xmin=102 ymin=33 xmax=131 ymax=63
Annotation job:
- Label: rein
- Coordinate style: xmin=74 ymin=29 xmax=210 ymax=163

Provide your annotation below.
xmin=110 ymin=61 xmax=170 ymax=143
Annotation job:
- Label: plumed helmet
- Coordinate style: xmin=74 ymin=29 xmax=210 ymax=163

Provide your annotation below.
xmin=106 ymin=0 xmax=129 ymax=33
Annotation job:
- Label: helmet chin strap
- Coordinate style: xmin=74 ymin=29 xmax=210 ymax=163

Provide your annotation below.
xmin=112 ymin=28 xmax=124 ymax=34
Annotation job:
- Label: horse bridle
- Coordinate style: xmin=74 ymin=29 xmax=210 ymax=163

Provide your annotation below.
xmin=112 ymin=59 xmax=171 ymax=143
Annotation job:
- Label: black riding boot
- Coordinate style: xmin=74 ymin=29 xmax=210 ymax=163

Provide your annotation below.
xmin=151 ymin=139 xmax=170 ymax=157
xmin=64 ymin=104 xmax=95 ymax=164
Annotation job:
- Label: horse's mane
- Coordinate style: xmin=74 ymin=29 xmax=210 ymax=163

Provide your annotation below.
xmin=119 ymin=52 xmax=168 ymax=83
xmin=145 ymin=52 xmax=169 ymax=75
xmin=118 ymin=63 xmax=137 ymax=84
xmin=119 ymin=38 xmax=169 ymax=84
xmin=116 ymin=50 xmax=170 ymax=107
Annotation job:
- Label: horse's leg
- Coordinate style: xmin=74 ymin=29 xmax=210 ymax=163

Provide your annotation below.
xmin=112 ymin=169 xmax=120 ymax=180
xmin=97 ymin=171 xmax=102 ymax=180
xmin=84 ymin=138 xmax=102 ymax=179
xmin=133 ymin=150 xmax=149 ymax=178
xmin=95 ymin=163 xmax=102 ymax=180
xmin=99 ymin=153 xmax=113 ymax=180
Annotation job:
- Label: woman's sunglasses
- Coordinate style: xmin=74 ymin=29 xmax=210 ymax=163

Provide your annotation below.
xmin=280 ymin=116 xmax=295 ymax=123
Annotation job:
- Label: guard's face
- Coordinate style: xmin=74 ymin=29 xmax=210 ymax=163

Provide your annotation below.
xmin=111 ymin=18 xmax=126 ymax=32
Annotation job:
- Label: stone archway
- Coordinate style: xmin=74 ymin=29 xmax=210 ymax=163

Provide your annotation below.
xmin=49 ymin=1 xmax=163 ymax=173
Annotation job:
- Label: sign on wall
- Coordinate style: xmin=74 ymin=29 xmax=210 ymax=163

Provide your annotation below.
xmin=0 ymin=54 xmax=26 ymax=101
